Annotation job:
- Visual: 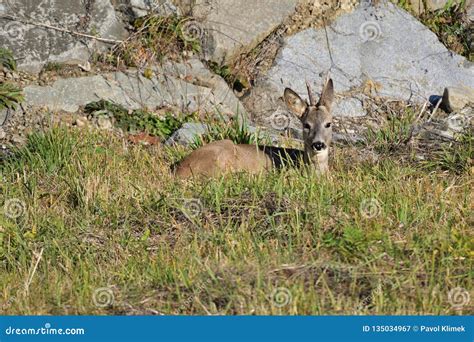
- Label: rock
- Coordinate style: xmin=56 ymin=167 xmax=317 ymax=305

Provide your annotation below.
xmin=129 ymin=0 xmax=179 ymax=18
xmin=445 ymin=112 xmax=472 ymax=132
xmin=23 ymin=59 xmax=247 ymax=117
xmin=442 ymin=86 xmax=474 ymax=112
xmin=0 ymin=0 xmax=128 ymax=73
xmin=245 ymin=0 xmax=474 ymax=125
xmin=165 ymin=122 xmax=208 ymax=146
xmin=410 ymin=0 xmax=463 ymax=13
xmin=192 ymin=0 xmax=298 ymax=63
xmin=0 ymin=128 xmax=6 ymax=140
xmin=466 ymin=0 xmax=474 ymax=22
xmin=0 ymin=109 xmax=9 ymax=126
xmin=74 ymin=117 xmax=88 ymax=127
xmin=11 ymin=134 xmax=26 ymax=144
xmin=97 ymin=117 xmax=113 ymax=130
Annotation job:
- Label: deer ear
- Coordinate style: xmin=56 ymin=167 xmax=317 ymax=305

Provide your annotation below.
xmin=318 ymin=79 xmax=334 ymax=110
xmin=284 ymin=88 xmax=307 ymax=118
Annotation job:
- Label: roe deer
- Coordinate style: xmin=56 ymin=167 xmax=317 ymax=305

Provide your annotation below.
xmin=175 ymin=79 xmax=334 ymax=179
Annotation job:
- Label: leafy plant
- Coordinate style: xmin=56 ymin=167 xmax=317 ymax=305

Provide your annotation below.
xmin=0 ymin=83 xmax=24 ymax=111
xmin=85 ymin=100 xmax=193 ymax=139
xmin=0 ymin=48 xmax=16 ymax=71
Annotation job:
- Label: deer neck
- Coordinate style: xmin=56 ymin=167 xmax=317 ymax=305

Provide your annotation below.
xmin=304 ymin=148 xmax=329 ymax=174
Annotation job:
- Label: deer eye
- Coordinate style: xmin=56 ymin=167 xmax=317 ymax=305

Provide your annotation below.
xmin=303 ymin=123 xmax=311 ymax=131
xmin=325 ymin=123 xmax=332 ymax=128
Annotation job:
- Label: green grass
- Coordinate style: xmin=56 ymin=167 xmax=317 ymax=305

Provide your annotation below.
xmin=0 ymin=82 xmax=24 ymax=111
xmin=101 ymin=15 xmax=202 ymax=69
xmin=0 ymin=48 xmax=17 ymax=71
xmin=0 ymin=126 xmax=472 ymax=315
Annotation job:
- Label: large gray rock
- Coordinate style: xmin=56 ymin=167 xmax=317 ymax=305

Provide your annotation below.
xmin=0 ymin=0 xmax=127 ymax=73
xmin=246 ymin=0 xmax=474 ymax=125
xmin=128 ymin=0 xmax=179 ymax=18
xmin=22 ymin=59 xmax=247 ymax=116
xmin=192 ymin=0 xmax=298 ymax=63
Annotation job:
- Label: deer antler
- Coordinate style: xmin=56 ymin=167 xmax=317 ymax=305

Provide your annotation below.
xmin=306 ymin=81 xmax=316 ymax=106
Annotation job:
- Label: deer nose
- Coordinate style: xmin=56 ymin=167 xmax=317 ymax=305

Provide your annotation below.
xmin=312 ymin=141 xmax=326 ymax=151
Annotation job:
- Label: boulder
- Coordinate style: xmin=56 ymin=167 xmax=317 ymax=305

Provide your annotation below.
xmin=22 ymin=59 xmax=247 ymax=117
xmin=128 ymin=0 xmax=179 ymax=18
xmin=0 ymin=0 xmax=128 ymax=73
xmin=191 ymin=0 xmax=298 ymax=63
xmin=245 ymin=0 xmax=474 ymax=125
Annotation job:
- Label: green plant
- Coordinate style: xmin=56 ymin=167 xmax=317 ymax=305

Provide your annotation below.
xmin=85 ymin=100 xmax=193 ymax=139
xmin=42 ymin=62 xmax=66 ymax=73
xmin=363 ymin=109 xmax=416 ymax=153
xmin=191 ymin=114 xmax=267 ymax=149
xmin=3 ymin=127 xmax=79 ymax=175
xmin=108 ymin=15 xmax=202 ymax=68
xmin=423 ymin=130 xmax=473 ymax=174
xmin=0 ymin=48 xmax=16 ymax=71
xmin=0 ymin=83 xmax=24 ymax=111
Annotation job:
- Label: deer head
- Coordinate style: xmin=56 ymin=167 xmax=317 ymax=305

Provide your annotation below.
xmin=283 ymin=79 xmax=334 ymax=173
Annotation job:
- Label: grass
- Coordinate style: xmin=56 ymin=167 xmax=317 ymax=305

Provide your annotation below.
xmin=363 ymin=108 xmax=416 ymax=154
xmin=100 ymin=15 xmax=202 ymax=70
xmin=0 ymin=125 xmax=472 ymax=315
xmin=0 ymin=48 xmax=17 ymax=71
xmin=0 ymin=83 xmax=24 ymax=111
xmin=191 ymin=115 xmax=268 ymax=149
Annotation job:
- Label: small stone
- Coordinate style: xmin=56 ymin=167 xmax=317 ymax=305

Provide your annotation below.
xmin=0 ymin=129 xmax=6 ymax=140
xmin=97 ymin=117 xmax=113 ymax=130
xmin=442 ymin=86 xmax=474 ymax=113
xmin=12 ymin=134 xmax=26 ymax=144
xmin=74 ymin=117 xmax=88 ymax=127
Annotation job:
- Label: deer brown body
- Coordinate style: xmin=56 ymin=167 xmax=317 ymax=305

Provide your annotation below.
xmin=175 ymin=79 xmax=335 ymax=179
